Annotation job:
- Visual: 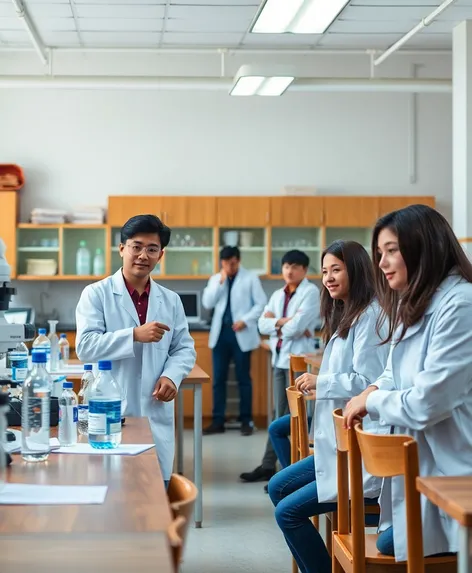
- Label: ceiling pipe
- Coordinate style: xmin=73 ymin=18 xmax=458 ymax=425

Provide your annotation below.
xmin=0 ymin=46 xmax=452 ymax=57
xmin=0 ymin=75 xmax=452 ymax=93
xmin=10 ymin=0 xmax=48 ymax=66
xmin=374 ymin=0 xmax=458 ymax=67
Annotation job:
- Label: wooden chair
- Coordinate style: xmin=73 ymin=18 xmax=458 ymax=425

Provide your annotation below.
xmin=331 ymin=409 xmax=457 ymax=573
xmin=289 ymin=354 xmax=309 ymax=387
xmin=167 ymin=474 xmax=198 ymax=572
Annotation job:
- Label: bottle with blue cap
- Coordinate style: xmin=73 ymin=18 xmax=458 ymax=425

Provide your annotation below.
xmin=88 ymin=360 xmax=122 ymax=449
xmin=59 ymin=381 xmax=78 ymax=447
xmin=78 ymin=364 xmax=94 ymax=436
xmin=32 ymin=328 xmax=51 ymax=368
xmin=21 ymin=349 xmax=52 ymax=462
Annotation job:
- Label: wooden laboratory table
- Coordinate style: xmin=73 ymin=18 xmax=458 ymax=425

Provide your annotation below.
xmin=417 ymin=476 xmax=472 ymax=573
xmin=0 ymin=418 xmax=174 ymax=573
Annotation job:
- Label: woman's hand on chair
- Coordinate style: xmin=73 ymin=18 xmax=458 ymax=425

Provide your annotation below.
xmin=343 ymin=386 xmax=378 ymax=429
xmin=295 ymin=373 xmax=317 ymax=394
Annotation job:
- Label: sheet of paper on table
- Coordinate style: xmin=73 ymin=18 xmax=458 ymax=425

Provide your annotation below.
xmin=0 ymin=483 xmax=108 ymax=505
xmin=49 ymin=439 xmax=155 ymax=456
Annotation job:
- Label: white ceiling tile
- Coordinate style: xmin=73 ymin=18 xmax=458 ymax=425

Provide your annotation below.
xmin=329 ymin=20 xmax=414 ymax=34
xmin=0 ymin=17 xmax=24 ymax=30
xmin=168 ymin=5 xmax=257 ymax=19
xmin=41 ymin=30 xmax=81 ymax=45
xmin=28 ymin=4 xmax=73 ymax=17
xmin=79 ymin=18 xmax=162 ymax=32
xmin=405 ymin=33 xmax=452 ymax=48
xmin=0 ymin=4 xmax=16 ymax=17
xmin=162 ymin=31 xmax=242 ymax=45
xmin=319 ymin=33 xmax=403 ymax=49
xmin=243 ymin=33 xmax=320 ymax=46
xmin=35 ymin=17 xmax=76 ymax=31
xmin=170 ymin=0 xmax=259 ymax=4
xmin=341 ymin=5 xmax=445 ymax=21
xmin=349 ymin=0 xmax=442 ymax=5
xmin=72 ymin=0 xmax=166 ymax=4
xmin=80 ymin=31 xmax=161 ymax=45
xmin=75 ymin=4 xmax=166 ymax=19
xmin=166 ymin=18 xmax=250 ymax=33
xmin=0 ymin=30 xmax=30 ymax=43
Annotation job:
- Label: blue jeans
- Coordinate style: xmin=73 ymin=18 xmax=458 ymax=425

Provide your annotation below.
xmin=268 ymin=456 xmax=337 ymax=573
xmin=269 ymin=456 xmax=379 ymax=573
xmin=268 ymin=414 xmax=313 ymax=469
xmin=212 ymin=325 xmax=252 ymax=425
xmin=164 ymin=480 xmax=169 ymax=490
xmin=376 ymin=527 xmax=456 ymax=558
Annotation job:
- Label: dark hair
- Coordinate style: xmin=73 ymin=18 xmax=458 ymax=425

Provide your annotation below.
xmin=281 ymin=249 xmax=309 ymax=268
xmin=372 ymin=204 xmax=472 ymax=343
xmin=120 ymin=214 xmax=171 ymax=248
xmin=220 ymin=245 xmax=240 ymax=260
xmin=320 ymin=240 xmax=375 ymax=345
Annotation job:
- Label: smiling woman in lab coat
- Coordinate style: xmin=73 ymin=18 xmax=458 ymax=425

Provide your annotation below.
xmin=268 ymin=240 xmax=389 ymax=573
xmin=345 ymin=204 xmax=472 ymax=562
xmin=75 ymin=214 xmax=196 ymax=485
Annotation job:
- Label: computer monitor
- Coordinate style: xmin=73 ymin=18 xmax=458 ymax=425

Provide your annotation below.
xmin=177 ymin=292 xmax=201 ymax=323
xmin=4 ymin=307 xmax=34 ymax=325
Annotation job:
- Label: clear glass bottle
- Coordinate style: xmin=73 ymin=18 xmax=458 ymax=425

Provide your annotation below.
xmin=21 ymin=350 xmax=51 ymax=462
xmin=76 ymin=240 xmax=91 ymax=276
xmin=88 ymin=360 xmax=122 ymax=449
xmin=58 ymin=381 xmax=78 ymax=447
xmin=32 ymin=328 xmax=51 ymax=369
xmin=48 ymin=320 xmax=59 ymax=372
xmin=8 ymin=342 xmax=29 ymax=384
xmin=58 ymin=333 xmax=70 ymax=368
xmin=78 ymin=364 xmax=94 ymax=436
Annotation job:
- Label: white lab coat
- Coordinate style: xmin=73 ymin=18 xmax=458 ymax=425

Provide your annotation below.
xmin=258 ymin=278 xmax=320 ymax=369
xmin=202 ymin=266 xmax=267 ymax=352
xmin=75 ymin=270 xmax=196 ymax=480
xmin=366 ymin=274 xmax=472 ymax=562
xmin=314 ymin=302 xmax=389 ymax=502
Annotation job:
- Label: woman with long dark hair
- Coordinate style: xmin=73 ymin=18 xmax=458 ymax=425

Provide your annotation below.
xmin=268 ymin=240 xmax=389 ymax=573
xmin=345 ymin=204 xmax=472 ymax=561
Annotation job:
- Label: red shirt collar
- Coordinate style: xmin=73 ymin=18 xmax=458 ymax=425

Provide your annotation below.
xmin=284 ymin=284 xmax=297 ymax=297
xmin=123 ymin=275 xmax=150 ymax=297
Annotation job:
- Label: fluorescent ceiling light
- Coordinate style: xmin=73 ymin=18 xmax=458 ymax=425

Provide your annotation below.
xmin=251 ymin=0 xmax=350 ymax=34
xmin=230 ymin=65 xmax=295 ymax=96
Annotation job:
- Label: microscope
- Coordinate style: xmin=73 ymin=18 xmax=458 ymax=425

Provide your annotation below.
xmin=0 ymin=238 xmax=35 ymax=360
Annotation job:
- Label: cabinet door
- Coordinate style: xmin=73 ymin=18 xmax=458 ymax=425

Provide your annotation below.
xmin=324 ymin=196 xmax=380 ymax=227
xmin=183 ymin=332 xmax=213 ymax=418
xmin=160 ymin=197 xmax=216 ymax=227
xmin=379 ymin=196 xmax=436 ymax=217
xmin=108 ymin=196 xmax=162 ymax=226
xmin=270 ymin=197 xmax=324 ymax=227
xmin=0 ymin=192 xmax=17 ymax=277
xmin=217 ymin=197 xmax=270 ymax=227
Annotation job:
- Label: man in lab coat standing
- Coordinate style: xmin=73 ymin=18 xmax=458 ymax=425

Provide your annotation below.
xmin=202 ymin=246 xmax=267 ymax=436
xmin=75 ymin=214 xmax=196 ymax=487
xmin=240 ymin=250 xmax=320 ymax=484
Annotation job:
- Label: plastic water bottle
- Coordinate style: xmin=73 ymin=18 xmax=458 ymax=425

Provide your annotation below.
xmin=88 ymin=361 xmax=122 ymax=449
xmin=93 ymin=248 xmax=105 ymax=276
xmin=76 ymin=241 xmax=91 ymax=276
xmin=0 ymin=392 xmax=9 ymax=490
xmin=21 ymin=350 xmax=51 ymax=462
xmin=78 ymin=364 xmax=94 ymax=436
xmin=59 ymin=381 xmax=78 ymax=447
xmin=32 ymin=328 xmax=51 ymax=369
xmin=8 ymin=342 xmax=29 ymax=384
xmin=58 ymin=333 xmax=70 ymax=367
xmin=48 ymin=320 xmax=59 ymax=372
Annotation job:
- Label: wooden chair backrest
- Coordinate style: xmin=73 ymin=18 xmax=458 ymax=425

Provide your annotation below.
xmin=286 ymin=386 xmax=310 ymax=462
xmin=289 ymin=354 xmax=307 ymax=386
xmin=355 ymin=423 xmax=425 ymax=573
xmin=332 ymin=408 xmax=350 ymax=535
xmin=167 ymin=474 xmax=198 ymax=568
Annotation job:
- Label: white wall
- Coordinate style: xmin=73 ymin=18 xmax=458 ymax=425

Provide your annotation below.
xmin=0 ymin=51 xmax=453 ymax=322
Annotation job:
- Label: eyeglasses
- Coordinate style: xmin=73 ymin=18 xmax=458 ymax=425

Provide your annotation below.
xmin=126 ymin=243 xmax=161 ymax=258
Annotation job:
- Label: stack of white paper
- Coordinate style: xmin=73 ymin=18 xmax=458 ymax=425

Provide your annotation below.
xmin=0 ymin=483 xmax=108 ymax=505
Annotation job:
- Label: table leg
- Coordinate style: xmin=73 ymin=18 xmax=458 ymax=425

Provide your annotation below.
xmin=193 ymin=383 xmax=203 ymax=528
xmin=266 ymin=353 xmax=273 ymax=428
xmin=177 ymin=387 xmax=184 ymax=475
xmin=459 ymin=525 xmax=472 ymax=573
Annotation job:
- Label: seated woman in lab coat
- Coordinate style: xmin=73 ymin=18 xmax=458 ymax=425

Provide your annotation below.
xmin=345 ymin=204 xmax=472 ymax=562
xmin=268 ymin=240 xmax=389 ymax=573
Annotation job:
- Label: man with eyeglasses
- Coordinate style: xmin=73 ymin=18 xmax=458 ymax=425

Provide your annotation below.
xmin=75 ymin=214 xmax=196 ymax=488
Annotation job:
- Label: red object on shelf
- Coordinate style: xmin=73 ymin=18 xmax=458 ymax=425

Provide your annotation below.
xmin=0 ymin=164 xmax=25 ymax=191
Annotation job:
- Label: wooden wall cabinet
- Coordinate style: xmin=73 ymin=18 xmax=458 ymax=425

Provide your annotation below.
xmin=270 ymin=197 xmax=324 ymax=227
xmin=160 ymin=197 xmax=216 ymax=227
xmin=0 ymin=192 xmax=17 ymax=278
xmin=324 ymin=196 xmax=380 ymax=227
xmin=216 ymin=197 xmax=270 ymax=227
xmin=379 ymin=196 xmax=436 ymax=217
